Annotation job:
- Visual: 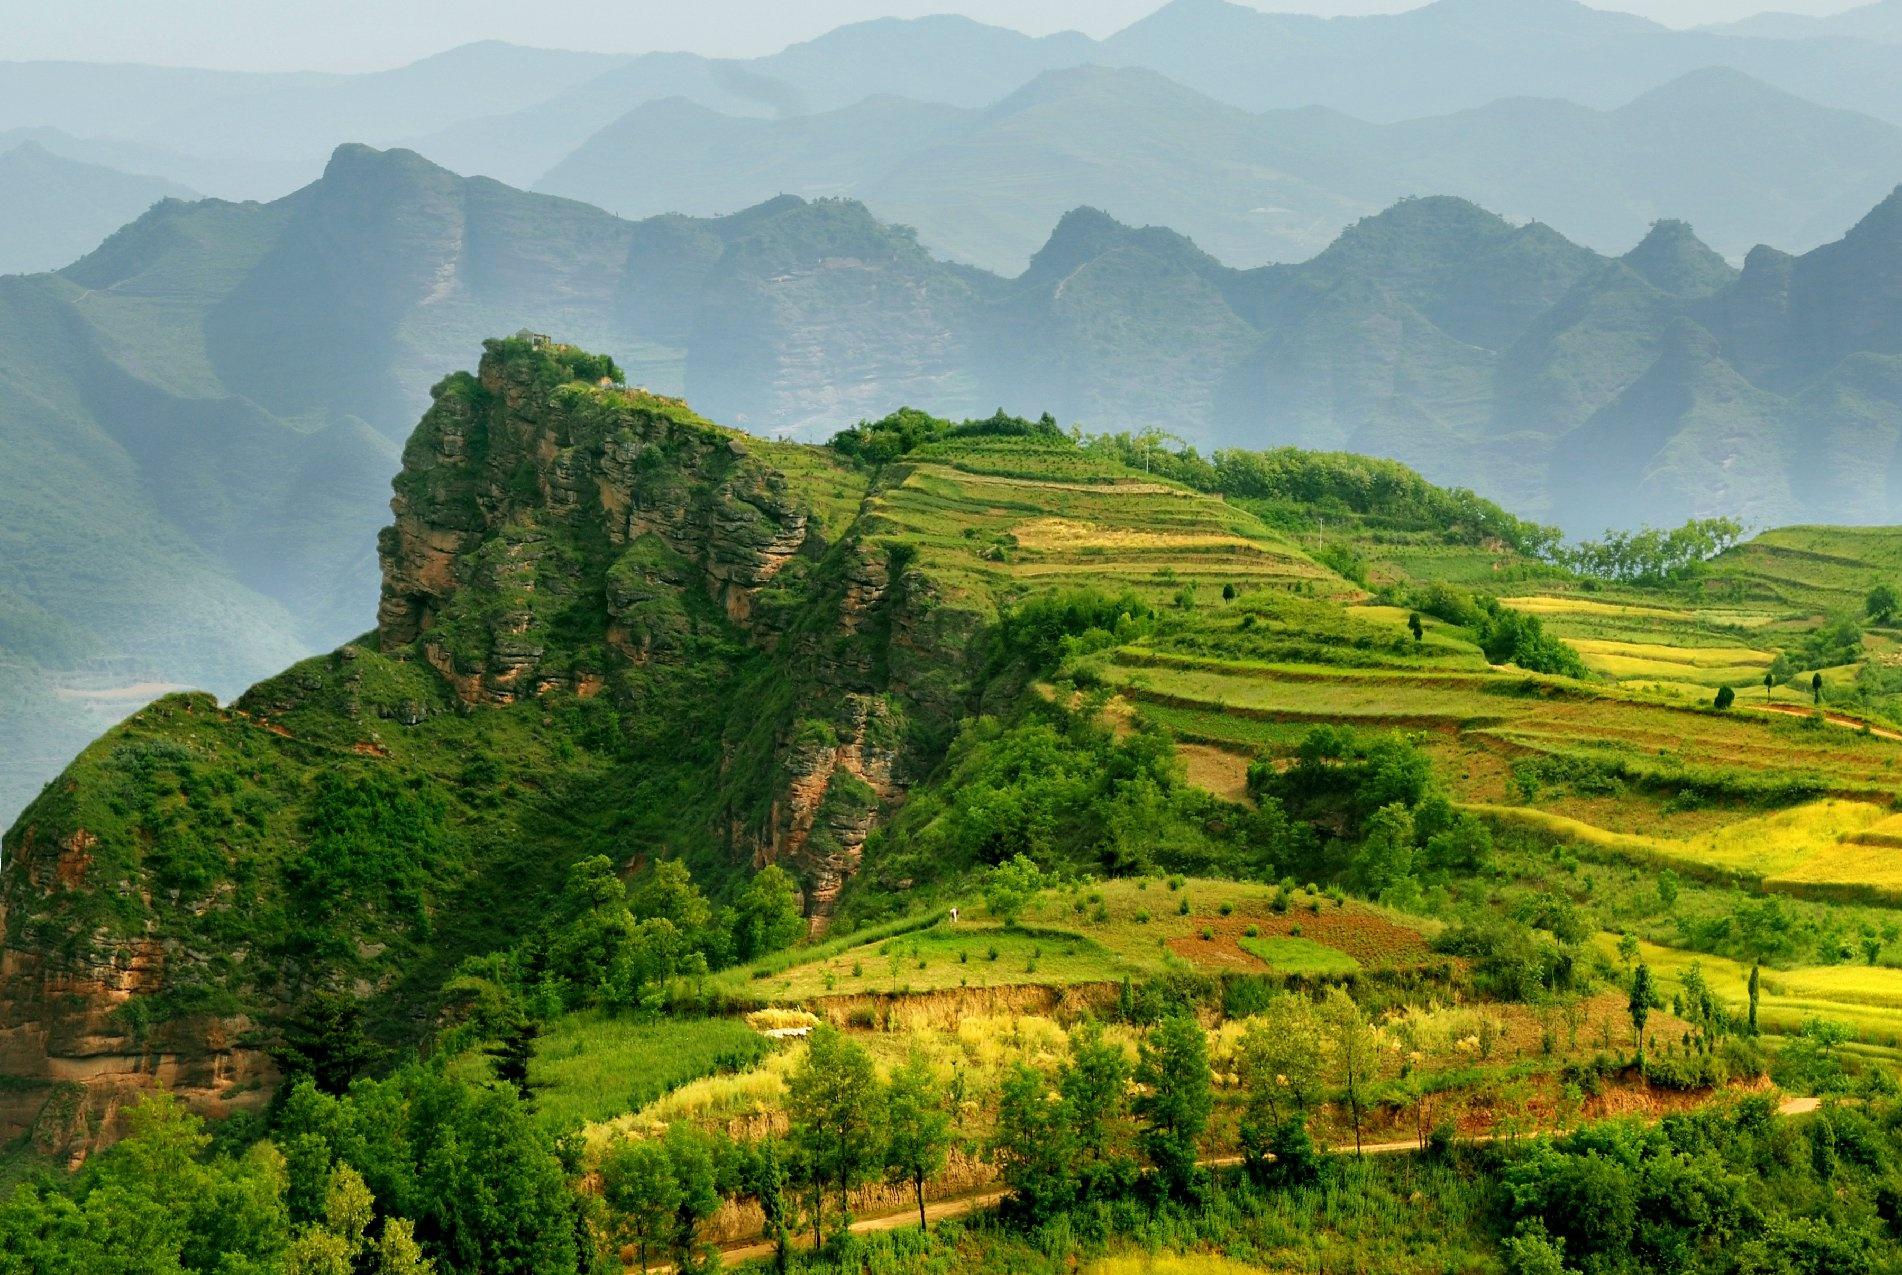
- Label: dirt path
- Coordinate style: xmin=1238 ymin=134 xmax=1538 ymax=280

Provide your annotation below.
xmin=1751 ymin=701 xmax=1902 ymax=741
xmin=649 ymin=1094 xmax=1823 ymax=1271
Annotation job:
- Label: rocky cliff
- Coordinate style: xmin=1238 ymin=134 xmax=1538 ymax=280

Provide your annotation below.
xmin=0 ymin=336 xmax=980 ymax=1159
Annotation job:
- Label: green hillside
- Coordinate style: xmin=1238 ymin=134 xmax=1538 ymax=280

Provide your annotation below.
xmin=12 ymin=338 xmax=1902 ymax=1273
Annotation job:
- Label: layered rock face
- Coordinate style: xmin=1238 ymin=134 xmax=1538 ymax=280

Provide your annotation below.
xmin=0 ymin=903 xmax=273 ymax=1167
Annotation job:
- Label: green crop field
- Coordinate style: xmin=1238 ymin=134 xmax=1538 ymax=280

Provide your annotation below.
xmin=714 ymin=877 xmax=1437 ymax=1004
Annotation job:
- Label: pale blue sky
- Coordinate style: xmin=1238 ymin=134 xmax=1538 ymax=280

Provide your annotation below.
xmin=0 ymin=0 xmax=1868 ymax=71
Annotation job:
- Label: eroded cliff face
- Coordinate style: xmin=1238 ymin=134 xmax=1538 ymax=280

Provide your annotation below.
xmin=0 ymin=815 xmax=276 ymax=1164
xmin=0 ymin=337 xmax=982 ymax=1161
xmin=374 ymin=340 xmax=971 ymax=911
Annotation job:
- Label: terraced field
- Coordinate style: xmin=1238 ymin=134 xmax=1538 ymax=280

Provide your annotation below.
xmin=1471 ymin=800 xmax=1902 ymax=898
xmin=713 ymin=878 xmax=1440 ymax=1004
xmin=1612 ymin=937 xmax=1902 ymax=1051
xmin=867 ymin=441 xmax=1348 ymax=613
xmin=1700 ymin=525 xmax=1902 ymax=615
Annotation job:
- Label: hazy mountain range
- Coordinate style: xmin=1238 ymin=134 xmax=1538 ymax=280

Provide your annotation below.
xmin=535 ymin=63 xmax=1902 ymax=272
xmin=16 ymin=1 xmax=1902 ymax=181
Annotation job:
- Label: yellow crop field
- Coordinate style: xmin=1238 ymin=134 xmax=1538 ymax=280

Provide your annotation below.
xmin=1568 ymin=638 xmax=1771 ymax=669
xmin=1767 ymin=841 xmax=1902 ymax=899
xmin=1505 ymin=595 xmax=1692 ymax=620
xmin=1603 ymin=937 xmax=1902 ymax=1049
xmin=1473 ymin=799 xmax=1892 ymax=882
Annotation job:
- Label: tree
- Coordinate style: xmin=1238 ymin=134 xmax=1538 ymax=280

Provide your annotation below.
xmin=786 ymin=1026 xmax=885 ymax=1238
xmin=1629 ymin=963 xmax=1659 ymax=1062
xmin=1408 ymin=612 xmax=1424 ymax=642
xmin=1134 ymin=1014 xmax=1212 ymax=1198
xmin=601 ymin=1140 xmax=678 ymax=1272
xmin=1222 ymin=582 xmax=1238 ymax=602
xmin=1325 ymin=988 xmax=1381 ymax=1156
xmin=375 ymin=1218 xmax=437 ymax=1275
xmin=982 ymin=854 xmax=1045 ymax=927
xmin=1764 ymin=670 xmax=1774 ymax=700
xmin=734 ymin=865 xmax=806 ymax=961
xmin=485 ymin=1015 xmax=538 ymax=1102
xmin=744 ymin=1138 xmax=794 ymax=1275
xmin=1237 ymin=996 xmax=1326 ymax=1185
xmin=274 ymin=990 xmax=381 ymax=1095
xmin=662 ymin=1124 xmax=720 ymax=1270
xmin=1748 ymin=961 xmax=1761 ymax=1035
xmin=1867 ymin=583 xmax=1899 ymax=625
xmin=1813 ymin=671 xmax=1825 ymax=705
xmin=883 ymin=1052 xmax=952 ymax=1231
xmin=1715 ymin=685 xmax=1735 ymax=710
xmin=1061 ymin=1019 xmax=1135 ymax=1199
xmin=991 ymin=1062 xmax=1074 ymax=1224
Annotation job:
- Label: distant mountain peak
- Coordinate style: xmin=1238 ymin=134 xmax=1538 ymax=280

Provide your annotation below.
xmin=1621 ymin=219 xmax=1736 ymax=298
xmin=1026 ymin=206 xmax=1137 ymax=277
xmin=1843 ymin=184 xmax=1902 ymax=245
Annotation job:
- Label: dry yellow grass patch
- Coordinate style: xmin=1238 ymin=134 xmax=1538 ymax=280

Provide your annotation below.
xmin=1178 ymin=742 xmax=1253 ymax=803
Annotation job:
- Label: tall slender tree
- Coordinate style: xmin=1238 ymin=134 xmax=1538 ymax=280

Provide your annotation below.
xmin=883 ymin=1051 xmax=952 ymax=1231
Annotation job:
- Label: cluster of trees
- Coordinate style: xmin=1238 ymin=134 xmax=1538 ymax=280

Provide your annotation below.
xmin=1501 ymin=1097 xmax=1902 ymax=1274
xmin=828 ymin=407 xmax=1065 ymax=467
xmin=864 ymin=705 xmax=1244 ymax=896
xmin=1079 ymin=435 xmax=1562 ymax=555
xmin=595 ymin=1026 xmax=956 ymax=1270
xmin=1250 ymin=727 xmax=1497 ymax=910
xmin=0 ymin=1071 xmax=581 ymax=1274
xmin=447 ymin=856 xmax=804 ymax=1040
xmin=1403 ymin=584 xmax=1586 ymax=677
xmin=1556 ymin=518 xmax=1745 ymax=584
xmin=990 ymin=587 xmax=1154 ymax=675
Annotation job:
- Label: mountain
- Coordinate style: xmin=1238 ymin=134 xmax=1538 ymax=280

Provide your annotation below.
xmin=408 ymin=15 xmax=1094 ymax=188
xmin=1712 ymin=0 xmax=1902 ymax=43
xmin=2 ymin=333 xmax=1316 ymax=1156
xmin=10 ymin=335 xmax=1902 ymax=1274
xmin=1095 ymin=0 xmax=1902 ymax=124
xmin=17 ymin=145 xmax=1902 ymax=831
xmin=0 ymin=43 xmax=629 ymax=205
xmin=534 ymin=65 xmax=1902 ymax=273
xmin=0 ymin=142 xmax=197 ymax=273
xmin=15 ymin=2 xmax=1902 ymax=213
